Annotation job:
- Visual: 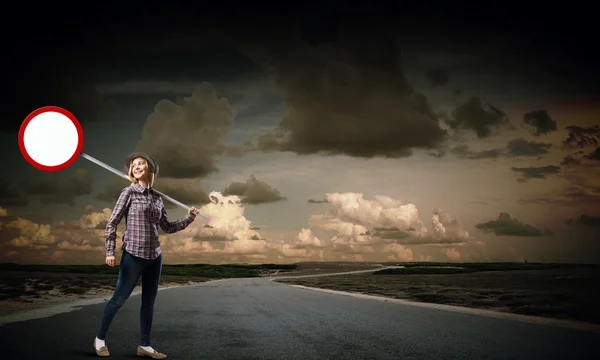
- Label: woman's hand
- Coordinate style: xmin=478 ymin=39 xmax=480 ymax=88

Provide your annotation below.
xmin=188 ymin=206 xmax=199 ymax=219
xmin=106 ymin=256 xmax=115 ymax=267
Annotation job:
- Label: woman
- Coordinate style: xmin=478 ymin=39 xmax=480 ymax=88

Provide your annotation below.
xmin=93 ymin=152 xmax=199 ymax=359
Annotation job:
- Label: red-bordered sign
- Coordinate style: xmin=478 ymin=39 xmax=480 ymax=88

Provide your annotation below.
xmin=18 ymin=106 xmax=84 ymax=172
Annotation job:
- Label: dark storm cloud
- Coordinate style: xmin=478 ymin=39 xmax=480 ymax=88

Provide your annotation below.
xmin=505 ymin=138 xmax=552 ymax=157
xmin=8 ymin=4 xmax=598 ymax=160
xmin=450 ymin=144 xmax=503 ymax=160
xmin=0 ymin=178 xmax=29 ymax=207
xmin=223 ymin=175 xmax=286 ymax=205
xmin=3 ymin=10 xmax=121 ymax=135
xmin=475 ymin=212 xmax=553 ymax=236
xmin=557 ymin=144 xmax=600 ymax=169
xmin=425 ymin=69 xmax=449 ymax=88
xmin=366 ymin=226 xmax=465 ymax=245
xmin=562 ymin=125 xmax=600 ymax=149
xmin=445 ymin=97 xmax=510 ymax=138
xmin=308 ymin=198 xmax=329 ymax=204
xmin=560 ymin=155 xmax=581 ymax=166
xmin=95 ymin=179 xmax=128 ymax=204
xmin=2 ymin=5 xmax=258 ymax=135
xmin=95 ymin=30 xmax=260 ymax=83
xmin=247 ymin=131 xmax=286 ymax=154
xmin=555 ymin=146 xmax=599 ymax=168
xmin=19 ymin=168 xmax=93 ymax=206
xmin=568 ymin=215 xmax=600 ymax=228
xmin=152 ymin=178 xmax=211 ymax=207
xmin=1 ymin=67 xmax=119 ymax=134
xmin=511 ymin=165 xmax=560 ymax=182
xmin=521 ymin=183 xmax=600 ymax=207
xmin=583 ymin=147 xmax=600 ymax=161
xmin=451 ymin=138 xmax=552 ymax=160
xmin=369 ymin=227 xmax=410 ymax=240
xmin=220 ymin=22 xmax=448 ymax=158
xmin=134 ymin=83 xmax=236 ymax=179
xmin=522 ymin=110 xmax=558 ymax=136
xmin=518 ymin=158 xmax=600 ymax=207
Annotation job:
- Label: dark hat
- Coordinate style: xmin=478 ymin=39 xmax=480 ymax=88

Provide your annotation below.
xmin=124 ymin=152 xmax=159 ymax=176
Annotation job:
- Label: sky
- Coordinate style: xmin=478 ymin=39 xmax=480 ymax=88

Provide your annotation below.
xmin=1 ymin=3 xmax=599 ymax=265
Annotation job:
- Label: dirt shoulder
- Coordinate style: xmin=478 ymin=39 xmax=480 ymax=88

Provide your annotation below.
xmin=0 ymin=272 xmax=212 ymax=317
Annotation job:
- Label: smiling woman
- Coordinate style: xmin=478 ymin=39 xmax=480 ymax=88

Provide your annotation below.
xmin=127 ymin=152 xmax=159 ymax=187
xmin=92 ymin=151 xmax=200 ymax=358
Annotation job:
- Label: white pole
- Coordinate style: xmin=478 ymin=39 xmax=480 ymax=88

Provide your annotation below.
xmin=80 ymin=152 xmax=208 ymax=220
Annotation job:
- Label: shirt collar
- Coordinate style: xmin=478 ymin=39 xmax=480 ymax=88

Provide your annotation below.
xmin=133 ymin=182 xmax=153 ymax=193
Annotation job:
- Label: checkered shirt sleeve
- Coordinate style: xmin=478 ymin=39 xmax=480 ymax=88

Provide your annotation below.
xmin=105 ymin=187 xmax=132 ymax=258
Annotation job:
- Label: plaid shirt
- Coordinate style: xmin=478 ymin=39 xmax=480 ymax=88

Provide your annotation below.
xmin=105 ymin=183 xmax=194 ymax=260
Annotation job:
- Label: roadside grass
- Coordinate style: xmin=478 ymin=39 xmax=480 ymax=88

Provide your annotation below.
xmin=0 ymin=262 xmax=295 ymax=302
xmin=276 ymin=262 xmax=600 ymax=324
xmin=0 ymin=273 xmax=231 ymax=301
xmin=0 ymin=262 xmax=297 ymax=278
xmin=372 ymin=261 xmax=590 ymax=275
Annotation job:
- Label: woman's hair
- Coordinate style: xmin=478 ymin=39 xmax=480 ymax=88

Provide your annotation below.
xmin=128 ymin=157 xmax=155 ymax=187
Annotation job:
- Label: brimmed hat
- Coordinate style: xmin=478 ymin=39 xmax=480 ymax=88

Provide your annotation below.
xmin=124 ymin=152 xmax=159 ymax=176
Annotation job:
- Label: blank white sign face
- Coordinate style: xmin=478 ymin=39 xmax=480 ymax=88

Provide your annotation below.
xmin=18 ymin=106 xmax=83 ymax=172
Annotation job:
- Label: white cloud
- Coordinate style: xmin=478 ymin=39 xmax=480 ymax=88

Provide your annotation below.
xmin=198 ymin=192 xmax=262 ymax=241
xmin=160 ymin=191 xmax=269 ymax=259
xmin=311 ymin=192 xmax=469 ymax=243
xmin=433 ymin=208 xmax=470 ymax=240
xmin=445 ymin=248 xmax=462 ymax=261
xmin=290 ymin=192 xmax=472 ymax=262
xmin=382 ymin=243 xmax=414 ymax=261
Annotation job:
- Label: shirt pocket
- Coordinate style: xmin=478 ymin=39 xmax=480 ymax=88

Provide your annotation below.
xmin=130 ymin=198 xmax=150 ymax=216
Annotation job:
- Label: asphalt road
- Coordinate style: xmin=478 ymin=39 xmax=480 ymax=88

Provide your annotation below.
xmin=0 ymin=276 xmax=597 ymax=359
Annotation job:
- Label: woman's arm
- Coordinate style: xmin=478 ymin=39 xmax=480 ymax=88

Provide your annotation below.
xmin=105 ymin=187 xmax=132 ymax=257
xmin=159 ymin=206 xmax=195 ymax=234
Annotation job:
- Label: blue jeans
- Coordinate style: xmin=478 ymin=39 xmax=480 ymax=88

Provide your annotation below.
xmin=97 ymin=251 xmax=162 ymax=346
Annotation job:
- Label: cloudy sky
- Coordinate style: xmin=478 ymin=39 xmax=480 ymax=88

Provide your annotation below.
xmin=1 ymin=3 xmax=599 ymax=265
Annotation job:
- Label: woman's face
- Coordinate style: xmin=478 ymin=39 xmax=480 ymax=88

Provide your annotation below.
xmin=132 ymin=157 xmax=150 ymax=181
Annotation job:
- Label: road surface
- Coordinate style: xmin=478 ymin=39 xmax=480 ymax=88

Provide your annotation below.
xmin=0 ymin=275 xmax=597 ymax=359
